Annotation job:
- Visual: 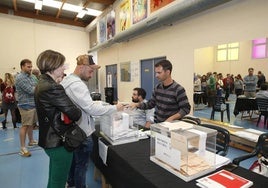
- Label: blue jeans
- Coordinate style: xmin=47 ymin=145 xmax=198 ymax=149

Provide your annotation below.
xmin=67 ymin=136 xmax=93 ymax=188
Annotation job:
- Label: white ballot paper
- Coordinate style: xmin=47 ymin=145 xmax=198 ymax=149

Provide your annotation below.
xmin=98 ymin=138 xmax=108 ymax=165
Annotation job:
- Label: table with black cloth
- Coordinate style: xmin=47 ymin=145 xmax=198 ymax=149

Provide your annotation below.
xmin=91 ymin=131 xmax=268 ymax=188
xmin=233 ymin=97 xmax=258 ymax=118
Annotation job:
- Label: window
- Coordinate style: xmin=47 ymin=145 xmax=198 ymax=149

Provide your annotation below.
xmin=252 ymin=38 xmax=268 ymax=59
xmin=216 ymin=42 xmax=239 ymax=61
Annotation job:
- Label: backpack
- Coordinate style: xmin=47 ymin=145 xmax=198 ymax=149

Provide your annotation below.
xmin=2 ymin=86 xmax=16 ymax=103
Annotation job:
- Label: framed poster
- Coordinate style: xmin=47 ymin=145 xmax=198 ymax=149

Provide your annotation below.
xmin=150 ymin=0 xmax=174 ymax=13
xmin=107 ymin=11 xmax=115 ymax=40
xmin=119 ymin=0 xmax=131 ymax=31
xmin=99 ymin=17 xmax=106 ymax=43
xmin=132 ymin=0 xmax=147 ymax=24
xmin=120 ymin=62 xmax=131 ymax=82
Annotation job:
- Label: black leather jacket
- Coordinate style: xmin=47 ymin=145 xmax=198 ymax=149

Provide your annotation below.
xmin=34 ymin=74 xmax=82 ymax=149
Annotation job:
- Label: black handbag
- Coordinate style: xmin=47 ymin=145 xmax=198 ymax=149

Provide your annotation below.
xmin=51 ymin=113 xmax=87 ymax=152
xmin=61 ymin=122 xmax=87 ymax=152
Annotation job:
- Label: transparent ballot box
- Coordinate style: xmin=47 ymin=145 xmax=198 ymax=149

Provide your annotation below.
xmin=150 ymin=121 xmax=217 ymax=182
xmin=100 ymin=112 xmax=138 ymax=145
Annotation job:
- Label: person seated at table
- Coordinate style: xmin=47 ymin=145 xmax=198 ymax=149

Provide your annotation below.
xmin=256 ymin=83 xmax=268 ymax=99
xmin=130 ymin=87 xmax=154 ymax=129
xmin=243 ymin=67 xmax=258 ymax=98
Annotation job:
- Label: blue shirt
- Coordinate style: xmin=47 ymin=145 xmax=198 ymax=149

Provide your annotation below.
xmin=131 ymin=99 xmax=154 ymax=126
xmin=15 ymin=72 xmax=37 ymax=109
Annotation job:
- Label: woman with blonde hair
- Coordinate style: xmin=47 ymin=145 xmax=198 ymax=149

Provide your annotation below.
xmin=1 ymin=73 xmax=17 ymax=129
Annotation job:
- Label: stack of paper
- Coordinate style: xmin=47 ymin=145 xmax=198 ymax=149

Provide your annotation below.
xmin=161 ymin=121 xmax=194 ymax=131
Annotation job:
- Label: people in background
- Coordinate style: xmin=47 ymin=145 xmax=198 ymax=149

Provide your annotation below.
xmin=128 ymin=59 xmax=191 ymax=123
xmin=131 ymin=87 xmax=154 ymax=128
xmin=216 ymin=73 xmax=223 ymax=97
xmin=194 ymin=74 xmax=201 ymax=92
xmin=61 ymin=54 xmax=124 ymax=188
xmin=0 ymin=73 xmax=17 ymax=129
xmin=234 ymin=75 xmax=244 ymax=97
xmin=257 ymin=71 xmax=266 ymax=88
xmin=32 ymin=68 xmax=41 ymax=82
xmin=206 ymin=72 xmax=216 ymax=107
xmin=15 ymin=59 xmax=38 ymax=157
xmin=194 ymin=74 xmax=202 ymax=104
xmin=243 ymin=68 xmax=258 ymax=98
xmin=223 ymin=74 xmax=232 ymax=101
xmin=256 ymin=83 xmax=268 ymax=99
xmin=34 ymin=50 xmax=82 ymax=188
xmin=200 ymin=74 xmax=208 ymax=105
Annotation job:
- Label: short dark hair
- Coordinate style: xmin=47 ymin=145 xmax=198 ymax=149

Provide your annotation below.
xmin=155 ymin=59 xmax=172 ymax=73
xmin=36 ymin=50 xmax=65 ymax=74
xmin=20 ymin=59 xmax=32 ymax=69
xmin=260 ymin=83 xmax=268 ymax=90
xmin=133 ymin=87 xmax=146 ymax=99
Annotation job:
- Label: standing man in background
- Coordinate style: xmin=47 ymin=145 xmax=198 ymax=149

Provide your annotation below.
xmin=61 ymin=54 xmax=124 ymax=188
xmin=129 ymin=59 xmax=191 ymax=123
xmin=244 ymin=68 xmax=258 ymax=98
xmin=15 ymin=59 xmax=38 ymax=157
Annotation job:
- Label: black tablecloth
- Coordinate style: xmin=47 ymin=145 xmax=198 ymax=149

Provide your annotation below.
xmin=233 ymin=97 xmax=258 ymax=116
xmin=91 ymin=132 xmax=268 ymax=188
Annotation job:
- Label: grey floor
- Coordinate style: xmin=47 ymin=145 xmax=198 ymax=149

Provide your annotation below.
xmin=0 ymin=122 xmax=101 ymax=188
xmin=1 ymin=94 xmax=267 ymax=187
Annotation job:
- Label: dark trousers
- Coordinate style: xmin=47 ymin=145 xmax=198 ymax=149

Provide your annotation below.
xmin=67 ymin=136 xmax=93 ymax=188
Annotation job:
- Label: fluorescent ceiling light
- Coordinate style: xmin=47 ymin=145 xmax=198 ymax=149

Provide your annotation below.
xmin=63 ymin=3 xmax=82 ymax=12
xmin=42 ymin=0 xmax=61 ymax=8
xmin=77 ymin=8 xmax=87 ymax=18
xmin=35 ymin=0 xmax=43 ymax=10
xmin=21 ymin=0 xmax=102 ymax=17
xmin=86 ymin=9 xmax=102 ymax=17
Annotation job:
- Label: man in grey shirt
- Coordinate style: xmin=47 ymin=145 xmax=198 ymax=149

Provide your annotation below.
xmin=244 ymin=67 xmax=258 ymax=98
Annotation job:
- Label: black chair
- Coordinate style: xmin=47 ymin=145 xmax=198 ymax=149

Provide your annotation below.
xmin=233 ymin=133 xmax=268 ymax=165
xmin=199 ymin=123 xmax=230 ymax=156
xmin=181 ymin=115 xmax=201 ymax=125
xmin=91 ymin=92 xmax=102 ymax=101
xmin=256 ymin=98 xmax=268 ymax=128
xmin=210 ymin=96 xmax=227 ymax=122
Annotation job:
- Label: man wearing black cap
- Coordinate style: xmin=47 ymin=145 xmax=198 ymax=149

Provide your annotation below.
xmin=61 ymin=54 xmax=124 ymax=188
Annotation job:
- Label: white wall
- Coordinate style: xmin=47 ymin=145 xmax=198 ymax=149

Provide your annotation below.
xmin=96 ymin=0 xmax=268 ymax=112
xmin=0 ymin=14 xmax=89 ymax=78
xmin=195 ymin=40 xmax=268 ymax=77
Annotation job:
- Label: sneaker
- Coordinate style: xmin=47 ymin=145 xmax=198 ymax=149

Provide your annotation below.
xmin=28 ymin=140 xmax=38 ymax=147
xmin=19 ymin=147 xmax=31 ymax=157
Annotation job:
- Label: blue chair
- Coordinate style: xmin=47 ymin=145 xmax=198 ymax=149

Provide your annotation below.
xmin=210 ymin=96 xmax=227 ymax=122
xmin=256 ymin=98 xmax=268 ymax=128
